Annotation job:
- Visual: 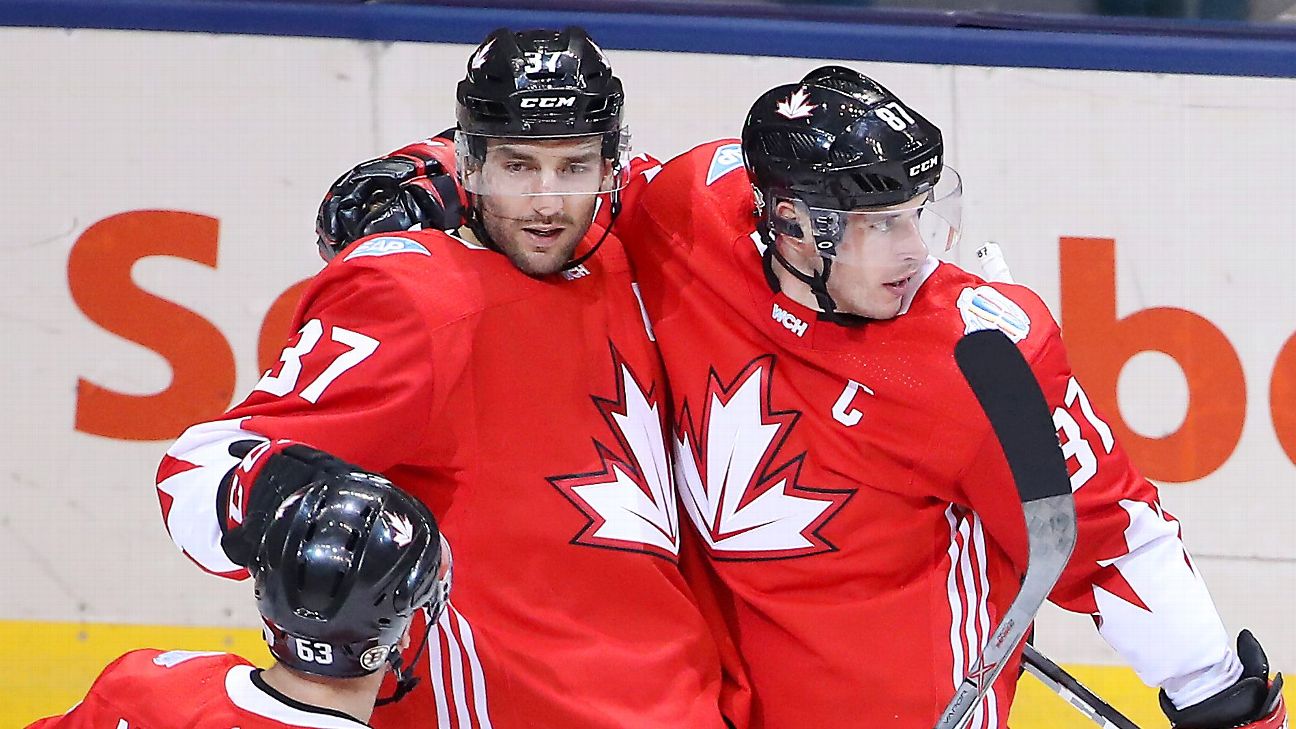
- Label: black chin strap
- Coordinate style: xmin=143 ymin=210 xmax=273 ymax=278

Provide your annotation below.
xmin=564 ymin=191 xmax=620 ymax=271
xmin=761 ymin=228 xmax=869 ymax=327
xmin=463 ymin=192 xmax=500 ymax=253
xmin=374 ymin=612 xmax=435 ymax=707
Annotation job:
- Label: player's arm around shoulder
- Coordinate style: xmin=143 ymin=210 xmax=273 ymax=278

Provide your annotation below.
xmin=157 ymin=234 xmax=448 ymax=578
xmin=615 ymin=139 xmax=745 ymax=261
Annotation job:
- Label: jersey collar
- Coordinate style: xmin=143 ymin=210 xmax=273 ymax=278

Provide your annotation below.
xmin=225 ymin=665 xmax=372 ymax=728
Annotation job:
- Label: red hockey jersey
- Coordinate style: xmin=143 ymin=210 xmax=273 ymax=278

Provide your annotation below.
xmin=27 ymin=650 xmax=370 ymax=728
xmin=157 ymin=216 xmax=727 ymax=728
xmin=616 ymin=140 xmax=1237 ymax=728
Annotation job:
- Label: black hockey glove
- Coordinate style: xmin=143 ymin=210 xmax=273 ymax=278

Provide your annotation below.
xmin=1160 ymin=630 xmax=1287 ymax=728
xmin=315 ymin=132 xmax=463 ymax=260
xmin=216 ymin=439 xmax=362 ymax=567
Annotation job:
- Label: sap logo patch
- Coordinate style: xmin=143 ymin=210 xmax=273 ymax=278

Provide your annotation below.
xmin=957 ymin=286 xmax=1031 ymax=342
xmin=706 ymin=143 xmax=744 ymax=186
xmin=344 ymin=237 xmax=432 ymax=262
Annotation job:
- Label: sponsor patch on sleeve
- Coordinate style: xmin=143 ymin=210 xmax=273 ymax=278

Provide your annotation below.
xmin=706 ymin=143 xmax=744 ymax=186
xmin=957 ymin=286 xmax=1031 ymax=342
xmin=343 ymin=236 xmax=432 ymax=261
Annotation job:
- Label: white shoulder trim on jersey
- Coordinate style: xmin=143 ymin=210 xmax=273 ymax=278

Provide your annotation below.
xmin=444 ymin=230 xmax=490 ymax=250
xmin=157 ymin=417 xmax=262 ymax=577
xmin=224 ymin=665 xmax=370 ymax=729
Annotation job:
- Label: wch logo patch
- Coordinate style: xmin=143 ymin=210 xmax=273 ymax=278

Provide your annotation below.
xmin=772 ymin=302 xmax=808 ymax=337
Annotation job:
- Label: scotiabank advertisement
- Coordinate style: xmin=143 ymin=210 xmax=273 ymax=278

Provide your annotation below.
xmin=2 ymin=26 xmax=1293 ymax=684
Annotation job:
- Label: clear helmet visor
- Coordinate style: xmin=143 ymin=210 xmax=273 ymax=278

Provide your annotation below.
xmin=771 ymin=166 xmax=962 ymax=259
xmin=455 ymin=127 xmax=632 ymax=198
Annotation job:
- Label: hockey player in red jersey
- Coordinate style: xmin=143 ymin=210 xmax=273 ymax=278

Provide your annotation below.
xmin=31 ymin=471 xmax=451 ymax=729
xmin=156 ymin=28 xmax=729 ymax=729
xmin=615 ymin=67 xmax=1287 ymax=729
xmin=316 ymin=62 xmax=1288 ymax=729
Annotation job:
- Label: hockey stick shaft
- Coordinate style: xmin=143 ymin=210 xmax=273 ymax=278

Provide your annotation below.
xmin=1022 ymin=645 xmax=1142 ymax=729
xmin=969 ymin=245 xmax=1137 ymax=728
xmin=933 ymin=331 xmax=1079 ymax=729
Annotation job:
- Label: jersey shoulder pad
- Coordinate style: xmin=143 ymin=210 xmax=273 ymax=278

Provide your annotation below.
xmin=90 ymin=650 xmax=244 ymax=723
xmin=635 ymin=139 xmax=750 ymax=238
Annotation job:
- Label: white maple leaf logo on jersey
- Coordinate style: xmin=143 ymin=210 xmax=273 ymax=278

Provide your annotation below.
xmin=470 ymin=39 xmax=495 ymax=70
xmin=775 ymin=88 xmax=818 ymax=120
xmin=385 ymin=512 xmax=414 ymax=547
xmin=550 ymin=353 xmax=679 ymax=560
xmin=674 ymin=356 xmax=851 ymax=559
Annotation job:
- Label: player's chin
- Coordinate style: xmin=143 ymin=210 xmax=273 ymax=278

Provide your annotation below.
xmin=505 ymin=234 xmax=582 ymax=277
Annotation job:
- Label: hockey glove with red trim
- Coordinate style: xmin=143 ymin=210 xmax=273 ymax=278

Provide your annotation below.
xmin=1161 ymin=630 xmax=1287 ymax=729
xmin=316 ymin=131 xmax=463 ymax=260
xmin=216 ymin=439 xmax=362 ymax=567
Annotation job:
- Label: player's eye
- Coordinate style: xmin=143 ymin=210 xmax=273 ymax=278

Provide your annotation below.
xmin=504 ymin=161 xmax=531 ymax=174
xmin=868 ymin=216 xmax=896 ymax=233
xmin=566 ymin=163 xmax=590 ymax=176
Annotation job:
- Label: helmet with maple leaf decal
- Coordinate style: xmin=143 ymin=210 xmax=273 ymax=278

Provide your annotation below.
xmin=453 ymin=26 xmax=633 ymax=270
xmin=741 ymin=66 xmax=962 ymax=321
xmin=253 ymin=471 xmax=451 ymax=692
xmin=742 ymin=65 xmax=946 ymax=213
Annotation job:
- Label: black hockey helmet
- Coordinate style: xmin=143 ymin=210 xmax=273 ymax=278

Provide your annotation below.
xmin=456 ymin=26 xmax=625 ymax=155
xmin=741 ymin=67 xmax=962 ymax=320
xmin=453 ymin=26 xmax=632 ymax=269
xmin=743 ymin=65 xmax=945 ymax=213
xmin=253 ymin=471 xmax=451 ymax=680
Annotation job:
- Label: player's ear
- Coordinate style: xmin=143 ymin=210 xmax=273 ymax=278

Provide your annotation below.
xmin=773 ymin=200 xmax=818 ymax=264
xmin=398 ymin=628 xmax=412 ymax=653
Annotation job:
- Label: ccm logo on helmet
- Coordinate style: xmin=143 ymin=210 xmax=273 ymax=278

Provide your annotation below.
xmin=520 ymin=96 xmax=576 ymax=109
xmin=909 ymin=156 xmax=939 ymax=177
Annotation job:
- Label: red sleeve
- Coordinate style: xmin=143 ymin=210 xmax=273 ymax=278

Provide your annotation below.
xmin=158 ymin=249 xmax=449 ymax=577
xmin=954 ymin=284 xmax=1235 ymax=690
xmin=388 ymin=133 xmax=467 ymax=209
xmin=232 ymin=260 xmax=441 ymax=471
xmin=600 ymin=152 xmax=662 ymax=229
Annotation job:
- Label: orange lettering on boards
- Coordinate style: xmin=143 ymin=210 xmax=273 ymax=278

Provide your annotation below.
xmin=1059 ymin=236 xmax=1245 ymax=482
xmin=258 ymin=279 xmax=311 ymax=376
xmin=1271 ymin=333 xmax=1296 ymax=466
xmin=68 ymin=211 xmax=235 ymax=441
